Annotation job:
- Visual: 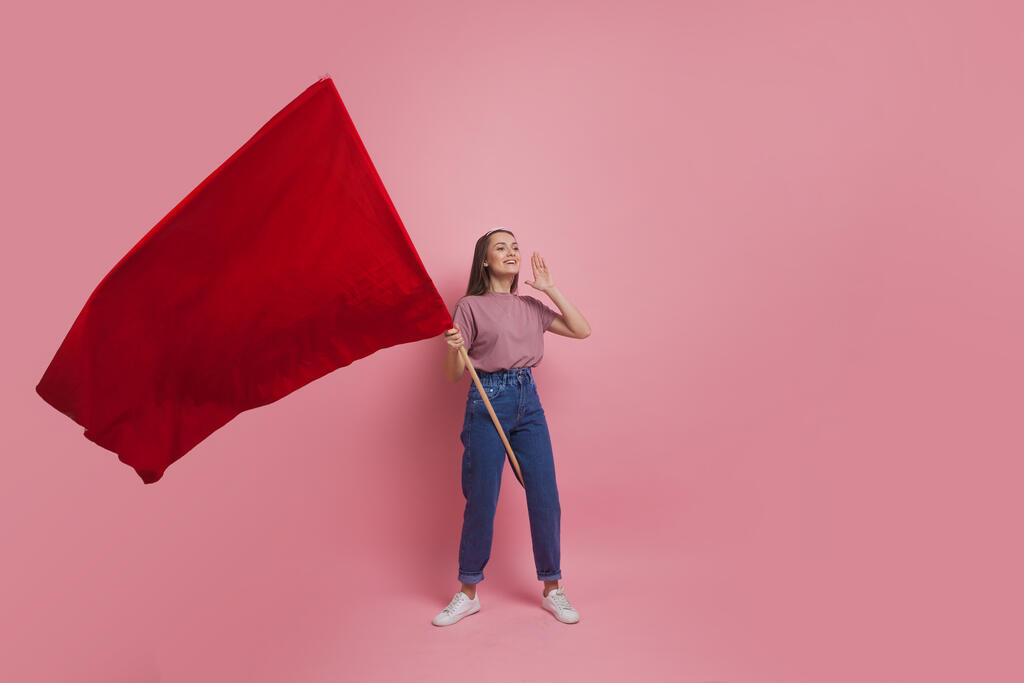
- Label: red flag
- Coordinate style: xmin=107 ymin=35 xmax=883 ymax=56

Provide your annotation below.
xmin=36 ymin=76 xmax=452 ymax=484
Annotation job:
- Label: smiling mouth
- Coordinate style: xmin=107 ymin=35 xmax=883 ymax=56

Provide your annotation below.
xmin=503 ymin=260 xmax=517 ymax=265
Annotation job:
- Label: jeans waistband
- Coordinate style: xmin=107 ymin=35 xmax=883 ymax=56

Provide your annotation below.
xmin=474 ymin=366 xmax=535 ymax=387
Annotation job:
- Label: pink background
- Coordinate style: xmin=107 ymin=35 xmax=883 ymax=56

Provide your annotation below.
xmin=2 ymin=1 xmax=1021 ymax=681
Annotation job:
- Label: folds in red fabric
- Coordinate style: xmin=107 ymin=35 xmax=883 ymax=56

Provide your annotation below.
xmin=36 ymin=76 xmax=452 ymax=484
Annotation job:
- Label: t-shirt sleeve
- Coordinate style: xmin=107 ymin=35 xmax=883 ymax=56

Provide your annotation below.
xmin=452 ymin=298 xmax=477 ymax=351
xmin=523 ymin=295 xmax=560 ymax=332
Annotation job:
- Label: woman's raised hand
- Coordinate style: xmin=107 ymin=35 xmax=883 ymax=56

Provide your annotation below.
xmin=444 ymin=323 xmax=465 ymax=351
xmin=524 ymin=251 xmax=554 ymax=292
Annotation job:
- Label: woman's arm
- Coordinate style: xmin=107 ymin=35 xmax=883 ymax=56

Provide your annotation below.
xmin=525 ymin=252 xmax=591 ymax=339
xmin=443 ymin=324 xmax=467 ymax=382
xmin=541 ymin=285 xmax=591 ymax=339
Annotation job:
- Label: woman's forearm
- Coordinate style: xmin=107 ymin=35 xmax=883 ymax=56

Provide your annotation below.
xmin=544 ymin=285 xmax=591 ymax=338
xmin=444 ymin=346 xmax=466 ymax=383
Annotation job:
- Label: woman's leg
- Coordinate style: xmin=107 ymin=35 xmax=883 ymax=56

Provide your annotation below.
xmin=509 ymin=381 xmax=563 ymax=589
xmin=456 ymin=382 xmax=513 ymax=586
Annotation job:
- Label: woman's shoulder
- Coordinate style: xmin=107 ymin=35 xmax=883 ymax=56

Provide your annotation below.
xmin=453 ymin=295 xmax=482 ymax=314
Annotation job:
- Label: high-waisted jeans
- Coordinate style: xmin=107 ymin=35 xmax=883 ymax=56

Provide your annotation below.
xmin=457 ymin=366 xmax=562 ymax=584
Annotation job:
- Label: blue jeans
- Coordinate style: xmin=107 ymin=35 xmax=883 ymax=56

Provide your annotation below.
xmin=458 ymin=366 xmax=562 ymax=584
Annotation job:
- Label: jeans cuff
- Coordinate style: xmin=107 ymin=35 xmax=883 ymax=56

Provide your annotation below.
xmin=458 ymin=571 xmax=484 ymax=584
xmin=537 ymin=571 xmax=562 ymax=581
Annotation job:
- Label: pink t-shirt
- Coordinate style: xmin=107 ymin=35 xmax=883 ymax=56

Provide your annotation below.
xmin=451 ymin=292 xmax=560 ymax=372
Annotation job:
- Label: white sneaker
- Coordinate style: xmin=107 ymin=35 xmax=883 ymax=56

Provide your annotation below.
xmin=432 ymin=590 xmax=480 ymax=626
xmin=542 ymin=587 xmax=580 ymax=624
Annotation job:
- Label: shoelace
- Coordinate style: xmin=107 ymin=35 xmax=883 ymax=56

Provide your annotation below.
xmin=443 ymin=592 xmax=468 ymax=614
xmin=547 ymin=584 xmax=574 ymax=612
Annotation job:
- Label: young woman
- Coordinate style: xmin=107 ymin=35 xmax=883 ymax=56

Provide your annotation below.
xmin=432 ymin=227 xmax=591 ymax=626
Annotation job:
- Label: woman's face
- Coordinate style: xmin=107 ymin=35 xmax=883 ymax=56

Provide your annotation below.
xmin=485 ymin=232 xmax=520 ymax=276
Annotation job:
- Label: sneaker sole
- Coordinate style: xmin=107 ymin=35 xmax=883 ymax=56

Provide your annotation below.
xmin=432 ymin=603 xmax=480 ymax=626
xmin=542 ymin=602 xmax=580 ymax=624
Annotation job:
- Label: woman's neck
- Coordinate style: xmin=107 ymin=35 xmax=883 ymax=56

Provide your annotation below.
xmin=487 ymin=277 xmax=514 ymax=294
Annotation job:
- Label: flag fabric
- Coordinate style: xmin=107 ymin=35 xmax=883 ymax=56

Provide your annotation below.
xmin=36 ymin=76 xmax=453 ymax=484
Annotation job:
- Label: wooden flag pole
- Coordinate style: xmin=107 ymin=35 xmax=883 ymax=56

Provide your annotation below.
xmin=459 ymin=346 xmax=525 ymax=488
